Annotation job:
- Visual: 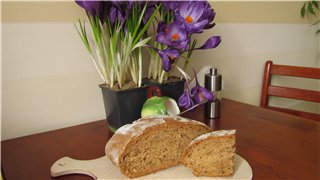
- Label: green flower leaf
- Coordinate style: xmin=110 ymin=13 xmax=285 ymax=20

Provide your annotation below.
xmin=308 ymin=1 xmax=316 ymax=16
xmin=312 ymin=0 xmax=319 ymax=10
xmin=131 ymin=37 xmax=151 ymax=52
xmin=301 ymin=2 xmax=306 ymax=17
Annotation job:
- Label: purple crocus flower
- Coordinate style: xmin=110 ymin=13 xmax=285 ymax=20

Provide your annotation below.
xmin=110 ymin=0 xmax=132 ymax=12
xmin=175 ymin=1 xmax=208 ymax=33
xmin=198 ymin=1 xmax=216 ymax=29
xmin=109 ymin=1 xmax=134 ymax=26
xmin=109 ymin=5 xmax=125 ymax=26
xmin=190 ymin=68 xmax=214 ymax=104
xmin=178 ymin=88 xmax=194 ymax=110
xmin=76 ymin=1 xmax=108 ymax=23
xmin=163 ymin=1 xmax=179 ymax=11
xmin=76 ymin=1 xmax=102 ymax=16
xmin=155 ymin=48 xmax=180 ymax=72
xmin=156 ymin=21 xmax=190 ymax=49
xmin=178 ymin=78 xmax=195 ymax=109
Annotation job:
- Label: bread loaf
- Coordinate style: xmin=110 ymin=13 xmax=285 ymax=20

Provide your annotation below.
xmin=105 ymin=115 xmax=212 ymax=178
xmin=180 ymin=130 xmax=236 ymax=177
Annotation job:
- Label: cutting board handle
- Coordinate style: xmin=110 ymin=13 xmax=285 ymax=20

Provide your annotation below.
xmin=51 ymin=156 xmax=98 ymax=179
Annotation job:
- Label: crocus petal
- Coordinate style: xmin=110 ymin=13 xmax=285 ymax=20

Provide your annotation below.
xmin=109 ymin=6 xmax=118 ymax=25
xmin=178 ymin=91 xmax=194 ymax=109
xmin=203 ymin=22 xmax=215 ymax=29
xmin=177 ymin=28 xmax=188 ymax=41
xmin=156 ymin=48 xmax=180 ymax=72
xmin=190 ymin=86 xmax=198 ymax=96
xmin=191 ymin=86 xmax=214 ymax=104
xmin=76 ymin=1 xmax=100 ymax=15
xmin=178 ymin=1 xmax=191 ymax=18
xmin=199 ymin=87 xmax=214 ymax=101
xmin=199 ymin=1 xmax=216 ymax=29
xmin=175 ymin=39 xmax=190 ymax=49
xmin=168 ymin=21 xmax=180 ymax=36
xmin=162 ymin=57 xmax=171 ymax=72
xmin=164 ymin=49 xmax=180 ymax=60
xmin=157 ymin=21 xmax=167 ymax=33
xmin=163 ymin=1 xmax=178 ymax=11
xmin=156 ymin=32 xmax=170 ymax=45
xmin=185 ymin=20 xmax=208 ymax=33
xmin=157 ymin=50 xmax=171 ymax=71
xmin=175 ymin=13 xmax=187 ymax=27
xmin=199 ymin=36 xmax=221 ymax=50
xmin=188 ymin=2 xmax=204 ymax=23
xmin=197 ymin=87 xmax=214 ymax=103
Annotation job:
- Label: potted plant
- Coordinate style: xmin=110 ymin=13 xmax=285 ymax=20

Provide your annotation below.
xmin=75 ymin=1 xmax=221 ymax=131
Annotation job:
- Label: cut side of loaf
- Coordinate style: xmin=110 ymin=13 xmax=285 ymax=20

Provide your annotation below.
xmin=180 ymin=130 xmax=236 ymax=177
xmin=105 ymin=115 xmax=212 ymax=178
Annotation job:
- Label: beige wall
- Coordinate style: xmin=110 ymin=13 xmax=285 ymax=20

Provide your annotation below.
xmin=2 ymin=1 xmax=319 ymax=140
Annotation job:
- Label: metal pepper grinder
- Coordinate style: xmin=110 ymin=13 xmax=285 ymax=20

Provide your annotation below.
xmin=205 ymin=68 xmax=222 ymax=118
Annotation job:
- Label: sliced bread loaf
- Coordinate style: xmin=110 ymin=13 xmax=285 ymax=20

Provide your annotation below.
xmin=180 ymin=130 xmax=236 ymax=177
xmin=105 ymin=115 xmax=212 ymax=178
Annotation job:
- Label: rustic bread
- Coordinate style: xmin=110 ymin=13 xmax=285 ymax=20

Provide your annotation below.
xmin=105 ymin=115 xmax=212 ymax=178
xmin=180 ymin=130 xmax=236 ymax=177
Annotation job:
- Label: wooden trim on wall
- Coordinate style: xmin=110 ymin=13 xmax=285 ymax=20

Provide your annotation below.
xmin=2 ymin=2 xmax=86 ymax=22
xmin=1 ymin=1 xmax=315 ymax=24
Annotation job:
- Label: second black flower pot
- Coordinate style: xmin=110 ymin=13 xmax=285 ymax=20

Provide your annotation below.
xmin=145 ymin=77 xmax=185 ymax=102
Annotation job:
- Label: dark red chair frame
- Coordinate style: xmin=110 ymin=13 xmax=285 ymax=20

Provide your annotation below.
xmin=260 ymin=60 xmax=320 ymax=121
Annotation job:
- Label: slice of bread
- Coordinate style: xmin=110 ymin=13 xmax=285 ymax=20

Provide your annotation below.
xmin=105 ymin=115 xmax=212 ymax=178
xmin=180 ymin=130 xmax=236 ymax=177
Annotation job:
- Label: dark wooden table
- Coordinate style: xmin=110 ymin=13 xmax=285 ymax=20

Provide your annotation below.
xmin=2 ymin=99 xmax=319 ymax=179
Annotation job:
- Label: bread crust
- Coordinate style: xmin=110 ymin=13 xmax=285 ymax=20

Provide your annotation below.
xmin=105 ymin=115 xmax=212 ymax=178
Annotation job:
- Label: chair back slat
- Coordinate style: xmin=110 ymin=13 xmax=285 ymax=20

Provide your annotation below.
xmin=268 ymin=86 xmax=320 ymax=103
xmin=260 ymin=60 xmax=320 ymax=121
xmin=270 ymin=64 xmax=320 ymax=79
xmin=267 ymin=106 xmax=320 ymax=121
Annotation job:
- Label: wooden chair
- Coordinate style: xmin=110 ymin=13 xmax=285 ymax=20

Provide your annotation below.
xmin=260 ymin=60 xmax=320 ymax=121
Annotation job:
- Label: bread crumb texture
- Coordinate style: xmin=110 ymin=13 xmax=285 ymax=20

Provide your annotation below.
xmin=180 ymin=130 xmax=236 ymax=177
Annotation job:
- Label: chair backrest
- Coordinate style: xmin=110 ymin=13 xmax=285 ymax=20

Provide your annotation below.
xmin=260 ymin=60 xmax=320 ymax=121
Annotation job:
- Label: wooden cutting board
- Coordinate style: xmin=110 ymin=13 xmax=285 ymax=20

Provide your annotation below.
xmin=51 ymin=154 xmax=252 ymax=179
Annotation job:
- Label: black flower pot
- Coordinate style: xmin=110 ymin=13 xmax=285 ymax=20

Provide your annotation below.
xmin=99 ymin=78 xmax=185 ymax=132
xmin=99 ymin=85 xmax=148 ymax=132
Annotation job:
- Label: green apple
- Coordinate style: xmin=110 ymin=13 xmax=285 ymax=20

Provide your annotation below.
xmin=141 ymin=96 xmax=180 ymax=118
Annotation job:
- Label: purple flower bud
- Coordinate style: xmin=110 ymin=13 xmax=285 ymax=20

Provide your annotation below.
xmin=76 ymin=1 xmax=101 ymax=16
xmin=76 ymin=1 xmax=108 ymax=22
xmin=199 ymin=36 xmax=221 ymax=50
xmin=109 ymin=6 xmax=124 ymax=26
